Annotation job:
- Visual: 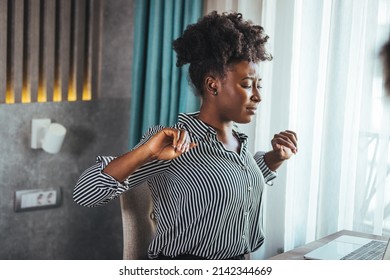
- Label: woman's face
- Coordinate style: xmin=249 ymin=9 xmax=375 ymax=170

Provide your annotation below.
xmin=216 ymin=60 xmax=262 ymax=124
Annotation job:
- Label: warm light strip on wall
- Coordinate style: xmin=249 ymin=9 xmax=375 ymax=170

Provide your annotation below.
xmin=0 ymin=0 xmax=102 ymax=105
xmin=68 ymin=74 xmax=77 ymax=102
xmin=22 ymin=84 xmax=31 ymax=103
xmin=5 ymin=80 xmax=93 ymax=103
xmin=83 ymin=80 xmax=92 ymax=101
xmin=37 ymin=83 xmax=47 ymax=103
xmin=53 ymin=79 xmax=61 ymax=102
xmin=5 ymin=86 xmax=14 ymax=104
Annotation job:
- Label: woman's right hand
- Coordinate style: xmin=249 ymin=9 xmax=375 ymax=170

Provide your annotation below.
xmin=102 ymin=128 xmax=196 ymax=182
xmin=144 ymin=128 xmax=197 ymax=161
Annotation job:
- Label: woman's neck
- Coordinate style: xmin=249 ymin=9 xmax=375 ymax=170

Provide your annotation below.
xmin=197 ymin=108 xmax=240 ymax=153
xmin=197 ymin=108 xmax=233 ymax=137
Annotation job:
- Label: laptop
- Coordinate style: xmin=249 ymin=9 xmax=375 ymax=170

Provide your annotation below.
xmin=303 ymin=235 xmax=390 ymax=260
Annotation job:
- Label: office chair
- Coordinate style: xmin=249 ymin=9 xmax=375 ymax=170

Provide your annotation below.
xmin=120 ymin=183 xmax=156 ymax=259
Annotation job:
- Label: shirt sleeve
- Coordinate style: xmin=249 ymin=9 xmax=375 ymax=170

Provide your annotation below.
xmin=253 ymin=151 xmax=277 ymax=185
xmin=73 ymin=125 xmax=170 ymax=207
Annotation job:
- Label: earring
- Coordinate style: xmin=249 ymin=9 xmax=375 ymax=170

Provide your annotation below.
xmin=213 ymin=90 xmax=218 ymax=96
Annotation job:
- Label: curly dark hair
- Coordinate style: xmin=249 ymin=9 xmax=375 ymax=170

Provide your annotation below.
xmin=173 ymin=11 xmax=272 ymax=96
xmin=380 ymin=36 xmax=390 ymax=94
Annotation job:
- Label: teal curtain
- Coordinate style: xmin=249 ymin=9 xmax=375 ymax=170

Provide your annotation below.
xmin=129 ymin=0 xmax=203 ymax=148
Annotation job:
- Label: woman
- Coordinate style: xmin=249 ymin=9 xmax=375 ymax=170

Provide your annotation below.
xmin=73 ymin=11 xmax=297 ymax=260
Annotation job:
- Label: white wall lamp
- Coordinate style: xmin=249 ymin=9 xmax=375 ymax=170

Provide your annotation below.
xmin=31 ymin=118 xmax=67 ymax=154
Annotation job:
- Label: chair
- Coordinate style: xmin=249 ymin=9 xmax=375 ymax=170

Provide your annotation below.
xmin=120 ymin=183 xmax=156 ymax=259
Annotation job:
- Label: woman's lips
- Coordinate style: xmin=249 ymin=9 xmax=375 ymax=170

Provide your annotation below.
xmin=246 ymin=107 xmax=257 ymax=114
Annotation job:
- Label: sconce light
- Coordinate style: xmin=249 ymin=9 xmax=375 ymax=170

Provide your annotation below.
xmin=31 ymin=118 xmax=67 ymax=154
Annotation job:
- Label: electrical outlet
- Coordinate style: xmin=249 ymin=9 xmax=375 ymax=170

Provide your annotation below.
xmin=14 ymin=188 xmax=62 ymax=212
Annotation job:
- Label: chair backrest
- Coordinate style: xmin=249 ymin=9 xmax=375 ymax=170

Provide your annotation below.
xmin=120 ymin=183 xmax=156 ymax=259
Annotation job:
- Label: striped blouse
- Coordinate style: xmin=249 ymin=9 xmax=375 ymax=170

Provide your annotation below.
xmin=73 ymin=112 xmax=277 ymax=259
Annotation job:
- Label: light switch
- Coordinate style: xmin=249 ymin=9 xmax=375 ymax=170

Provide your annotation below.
xmin=14 ymin=188 xmax=62 ymax=212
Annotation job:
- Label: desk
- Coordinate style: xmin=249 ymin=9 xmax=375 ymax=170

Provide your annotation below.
xmin=268 ymin=229 xmax=388 ymax=260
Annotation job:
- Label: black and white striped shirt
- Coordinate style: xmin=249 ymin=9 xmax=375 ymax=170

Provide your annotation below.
xmin=73 ymin=112 xmax=277 ymax=259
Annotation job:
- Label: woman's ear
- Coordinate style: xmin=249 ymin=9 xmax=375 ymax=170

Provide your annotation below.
xmin=204 ymin=76 xmax=219 ymax=96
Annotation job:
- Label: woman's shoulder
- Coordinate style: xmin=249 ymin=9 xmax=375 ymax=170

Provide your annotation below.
xmin=140 ymin=116 xmax=193 ymax=142
xmin=144 ymin=124 xmax=166 ymax=135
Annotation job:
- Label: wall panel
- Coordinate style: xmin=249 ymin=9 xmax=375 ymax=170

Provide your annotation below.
xmin=0 ymin=0 xmax=8 ymax=103
xmin=0 ymin=0 xmax=103 ymax=104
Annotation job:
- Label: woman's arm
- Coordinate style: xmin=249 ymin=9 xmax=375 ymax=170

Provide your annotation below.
xmin=103 ymin=127 xmax=196 ymax=182
xmin=102 ymin=144 xmax=155 ymax=183
xmin=73 ymin=126 xmax=196 ymax=207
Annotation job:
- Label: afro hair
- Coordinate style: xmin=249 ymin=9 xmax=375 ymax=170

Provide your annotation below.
xmin=173 ymin=11 xmax=272 ymax=96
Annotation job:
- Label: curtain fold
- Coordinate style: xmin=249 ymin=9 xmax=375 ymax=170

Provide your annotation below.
xmin=129 ymin=0 xmax=202 ymax=148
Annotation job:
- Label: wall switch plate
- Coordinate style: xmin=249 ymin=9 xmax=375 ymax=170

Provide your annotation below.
xmin=14 ymin=188 xmax=62 ymax=212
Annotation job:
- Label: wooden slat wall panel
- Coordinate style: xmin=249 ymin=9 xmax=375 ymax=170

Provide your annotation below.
xmin=53 ymin=0 xmax=60 ymax=101
xmin=37 ymin=0 xmax=45 ymax=102
xmin=74 ymin=0 xmax=86 ymax=102
xmin=59 ymin=0 xmax=71 ymax=102
xmin=90 ymin=0 xmax=102 ymax=101
xmin=43 ymin=0 xmax=55 ymax=102
xmin=0 ymin=0 xmax=103 ymax=104
xmin=0 ymin=0 xmax=7 ymax=104
xmin=84 ymin=0 xmax=92 ymax=101
xmin=13 ymin=0 xmax=24 ymax=103
xmin=28 ymin=0 xmax=41 ymax=103
xmin=23 ymin=0 xmax=30 ymax=103
xmin=67 ymin=0 xmax=75 ymax=101
xmin=6 ymin=0 xmax=14 ymax=103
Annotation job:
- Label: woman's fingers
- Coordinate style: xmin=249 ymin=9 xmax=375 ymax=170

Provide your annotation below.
xmin=176 ymin=129 xmax=187 ymax=152
xmin=163 ymin=129 xmax=188 ymax=152
xmin=280 ymin=130 xmax=298 ymax=148
xmin=272 ymin=130 xmax=298 ymax=154
xmin=155 ymin=128 xmax=196 ymax=159
xmin=177 ymin=129 xmax=197 ymax=153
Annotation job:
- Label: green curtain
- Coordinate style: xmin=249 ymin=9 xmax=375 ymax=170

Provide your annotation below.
xmin=129 ymin=0 xmax=203 ymax=148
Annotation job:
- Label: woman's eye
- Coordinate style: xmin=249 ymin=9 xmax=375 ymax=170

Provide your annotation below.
xmin=242 ymin=84 xmax=251 ymax=89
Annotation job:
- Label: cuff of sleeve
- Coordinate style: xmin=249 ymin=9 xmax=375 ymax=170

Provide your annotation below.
xmin=96 ymin=156 xmax=128 ymax=190
xmin=254 ymin=152 xmax=277 ymax=185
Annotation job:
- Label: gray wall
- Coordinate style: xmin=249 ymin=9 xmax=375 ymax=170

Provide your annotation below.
xmin=0 ymin=0 xmax=134 ymax=259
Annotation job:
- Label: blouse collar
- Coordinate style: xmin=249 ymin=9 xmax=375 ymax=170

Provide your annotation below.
xmin=177 ymin=112 xmax=248 ymax=142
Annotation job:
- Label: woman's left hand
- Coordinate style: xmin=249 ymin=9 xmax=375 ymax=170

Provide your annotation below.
xmin=271 ymin=130 xmax=298 ymax=160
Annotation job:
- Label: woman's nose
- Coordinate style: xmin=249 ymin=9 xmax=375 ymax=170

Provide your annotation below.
xmin=251 ymin=88 xmax=262 ymax=103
